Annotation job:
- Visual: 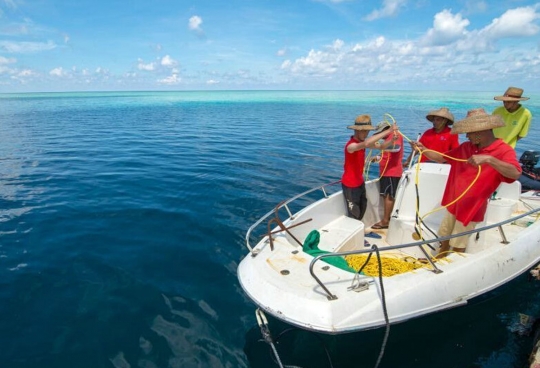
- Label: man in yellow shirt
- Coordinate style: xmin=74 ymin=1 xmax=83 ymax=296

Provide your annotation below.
xmin=492 ymin=86 xmax=532 ymax=148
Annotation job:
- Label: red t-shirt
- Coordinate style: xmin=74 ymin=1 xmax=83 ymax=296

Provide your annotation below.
xmin=442 ymin=139 xmax=521 ymax=225
xmin=342 ymin=136 xmax=365 ymax=187
xmin=419 ymin=126 xmax=459 ymax=163
xmin=379 ymin=133 xmax=404 ymax=177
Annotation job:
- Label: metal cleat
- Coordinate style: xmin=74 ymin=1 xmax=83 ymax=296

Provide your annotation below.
xmin=348 ymin=274 xmax=374 ymax=292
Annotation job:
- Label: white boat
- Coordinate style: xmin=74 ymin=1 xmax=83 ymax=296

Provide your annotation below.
xmin=237 ymin=163 xmax=540 ymax=334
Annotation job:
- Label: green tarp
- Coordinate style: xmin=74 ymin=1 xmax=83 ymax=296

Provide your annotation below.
xmin=302 ymin=230 xmax=356 ymax=273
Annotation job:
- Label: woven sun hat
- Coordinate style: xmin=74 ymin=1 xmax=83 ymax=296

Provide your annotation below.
xmin=494 ymin=86 xmax=529 ymax=101
xmin=374 ymin=120 xmax=392 ymax=134
xmin=451 ymin=108 xmax=505 ymax=134
xmin=426 ymin=107 xmax=455 ymax=125
xmin=347 ymin=114 xmax=375 ymax=130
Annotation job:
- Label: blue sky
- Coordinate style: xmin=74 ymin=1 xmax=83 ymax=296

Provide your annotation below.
xmin=0 ymin=0 xmax=539 ymax=92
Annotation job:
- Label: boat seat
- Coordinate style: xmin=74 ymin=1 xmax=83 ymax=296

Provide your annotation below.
xmin=484 ymin=181 xmax=521 ymax=224
xmin=317 ymin=215 xmax=365 ymax=253
xmin=386 ymin=180 xmax=521 ymax=253
xmin=387 ymin=214 xmax=443 ymax=251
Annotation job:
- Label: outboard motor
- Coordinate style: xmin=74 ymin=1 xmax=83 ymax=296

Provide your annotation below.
xmin=519 ymin=150 xmax=540 ymax=191
xmin=519 ymin=150 xmax=540 ymax=170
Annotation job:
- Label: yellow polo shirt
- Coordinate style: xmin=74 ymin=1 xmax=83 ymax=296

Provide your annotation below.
xmin=492 ymin=105 xmax=532 ymax=148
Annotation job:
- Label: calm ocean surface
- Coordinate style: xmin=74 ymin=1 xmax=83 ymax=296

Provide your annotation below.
xmin=1 ymin=90 xmax=539 ymax=368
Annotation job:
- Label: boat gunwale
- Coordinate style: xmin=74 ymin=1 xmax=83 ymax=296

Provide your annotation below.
xmin=244 ymin=180 xmax=343 ymax=253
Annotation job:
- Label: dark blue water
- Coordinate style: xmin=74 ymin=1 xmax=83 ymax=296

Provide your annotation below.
xmin=1 ymin=91 xmax=539 ymax=368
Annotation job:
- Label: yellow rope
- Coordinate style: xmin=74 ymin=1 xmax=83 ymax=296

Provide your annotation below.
xmin=365 ymin=148 xmax=389 ymax=180
xmin=345 ymin=254 xmax=428 ymax=277
xmin=365 ymin=113 xmax=397 ymax=180
xmin=364 ymin=149 xmax=374 ymax=178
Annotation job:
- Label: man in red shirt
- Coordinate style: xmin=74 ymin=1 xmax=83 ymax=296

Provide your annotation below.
xmin=403 ymin=107 xmax=459 ymax=167
xmin=371 ymin=122 xmax=403 ymax=229
xmin=342 ymin=115 xmax=399 ymax=220
xmin=413 ymin=108 xmax=521 ymax=257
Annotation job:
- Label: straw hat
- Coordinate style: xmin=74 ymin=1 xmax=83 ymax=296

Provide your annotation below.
xmin=494 ymin=87 xmax=529 ymax=101
xmin=426 ymin=107 xmax=454 ymax=125
xmin=451 ymin=108 xmax=505 ymax=134
xmin=374 ymin=121 xmax=391 ymax=134
xmin=347 ymin=114 xmax=375 ymax=130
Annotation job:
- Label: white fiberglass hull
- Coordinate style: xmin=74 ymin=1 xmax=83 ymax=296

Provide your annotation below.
xmin=238 ymin=163 xmax=540 ymax=334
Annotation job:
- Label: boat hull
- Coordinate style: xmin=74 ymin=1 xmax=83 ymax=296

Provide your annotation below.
xmin=238 ymin=164 xmax=540 ymax=334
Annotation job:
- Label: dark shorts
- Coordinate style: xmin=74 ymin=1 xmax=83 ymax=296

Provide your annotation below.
xmin=379 ymin=176 xmax=400 ymax=199
xmin=342 ymin=183 xmax=367 ymax=220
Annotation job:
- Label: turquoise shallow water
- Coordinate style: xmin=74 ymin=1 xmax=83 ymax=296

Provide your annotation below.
xmin=0 ymin=90 xmax=539 ymax=368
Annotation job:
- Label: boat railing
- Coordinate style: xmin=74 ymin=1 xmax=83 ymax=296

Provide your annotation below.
xmin=309 ymin=207 xmax=540 ymax=301
xmin=245 ymin=181 xmax=342 ymax=254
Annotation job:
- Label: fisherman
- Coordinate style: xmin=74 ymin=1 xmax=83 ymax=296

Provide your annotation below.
xmin=403 ymin=107 xmax=459 ymax=167
xmin=342 ymin=115 xmax=399 ymax=220
xmin=371 ymin=121 xmax=404 ymax=229
xmin=413 ymin=108 xmax=521 ymax=257
xmin=492 ymin=86 xmax=533 ymax=149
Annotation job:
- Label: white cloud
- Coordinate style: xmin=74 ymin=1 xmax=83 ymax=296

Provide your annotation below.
xmin=157 ymin=73 xmax=181 ymax=85
xmin=10 ymin=72 xmax=35 ymax=85
xmin=95 ymin=67 xmax=110 ymax=75
xmin=17 ymin=69 xmax=35 ymax=77
xmin=206 ymin=79 xmax=219 ymax=85
xmin=188 ymin=15 xmax=206 ymax=38
xmin=0 ymin=55 xmax=16 ymax=64
xmin=161 ymin=55 xmax=178 ymax=67
xmin=364 ymin=0 xmax=407 ymax=21
xmin=0 ymin=40 xmax=57 ymax=53
xmin=481 ymin=6 xmax=540 ymax=39
xmin=281 ymin=48 xmax=340 ymax=75
xmin=277 ymin=48 xmax=287 ymax=56
xmin=137 ymin=58 xmax=155 ymax=71
xmin=281 ymin=38 xmax=345 ymax=75
xmin=421 ymin=10 xmax=470 ymax=46
xmin=188 ymin=15 xmax=203 ymax=31
xmin=331 ymin=39 xmax=344 ymax=51
xmin=352 ymin=36 xmax=387 ymax=52
xmin=49 ymin=67 xmax=66 ymax=77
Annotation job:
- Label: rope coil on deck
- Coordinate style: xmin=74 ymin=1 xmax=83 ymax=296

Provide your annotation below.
xmin=345 ymin=253 xmax=429 ymax=277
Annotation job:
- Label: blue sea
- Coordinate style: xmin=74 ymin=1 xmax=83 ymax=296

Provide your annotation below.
xmin=1 ymin=90 xmax=539 ymax=368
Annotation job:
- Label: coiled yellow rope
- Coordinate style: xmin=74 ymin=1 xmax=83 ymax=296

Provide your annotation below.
xmin=345 ymin=254 xmax=428 ymax=277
